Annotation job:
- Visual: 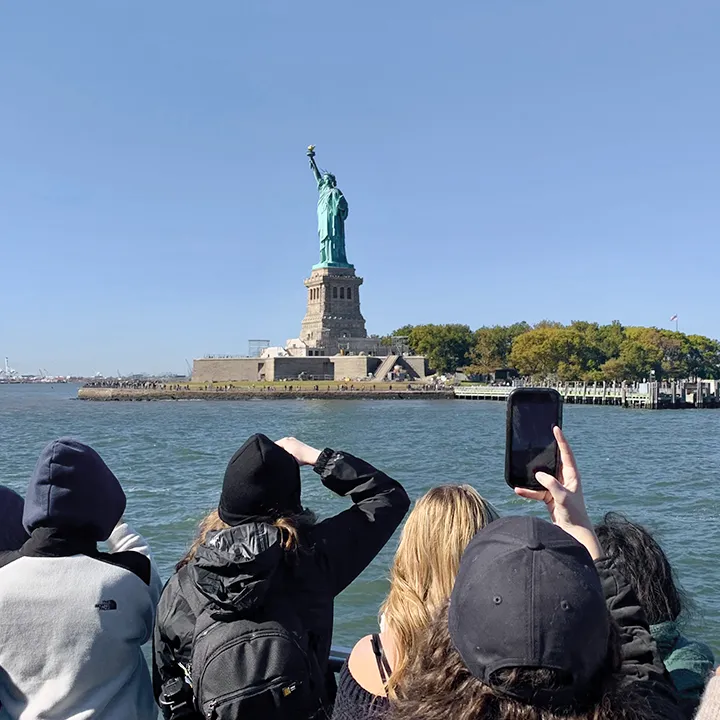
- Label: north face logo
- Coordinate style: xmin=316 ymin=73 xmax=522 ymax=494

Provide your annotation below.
xmin=95 ymin=600 xmax=118 ymax=611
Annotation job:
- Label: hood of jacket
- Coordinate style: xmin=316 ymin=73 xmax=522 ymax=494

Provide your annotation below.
xmin=190 ymin=522 xmax=284 ymax=618
xmin=22 ymin=438 xmax=126 ymax=542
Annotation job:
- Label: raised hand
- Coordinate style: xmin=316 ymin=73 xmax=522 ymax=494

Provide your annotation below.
xmin=274 ymin=437 xmax=322 ymax=467
xmin=514 ymin=426 xmax=603 ymax=560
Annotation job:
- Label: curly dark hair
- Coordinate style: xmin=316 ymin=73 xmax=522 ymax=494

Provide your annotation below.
xmin=388 ymin=601 xmax=660 ymax=720
xmin=594 ymin=512 xmax=686 ymax=625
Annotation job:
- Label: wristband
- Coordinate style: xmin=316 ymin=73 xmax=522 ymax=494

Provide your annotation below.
xmin=313 ymin=447 xmax=335 ymax=474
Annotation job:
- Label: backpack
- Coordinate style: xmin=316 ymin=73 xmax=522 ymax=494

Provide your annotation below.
xmin=177 ymin=569 xmax=327 ymax=720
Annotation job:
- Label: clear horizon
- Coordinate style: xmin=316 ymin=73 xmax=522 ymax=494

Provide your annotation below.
xmin=2 ymin=2 xmax=719 ymax=376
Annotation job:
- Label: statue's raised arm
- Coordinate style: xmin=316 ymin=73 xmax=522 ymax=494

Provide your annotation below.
xmin=307 ymin=145 xmax=322 ymax=183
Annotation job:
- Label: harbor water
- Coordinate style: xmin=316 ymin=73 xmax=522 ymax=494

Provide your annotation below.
xmin=1 ymin=383 xmax=719 ymax=656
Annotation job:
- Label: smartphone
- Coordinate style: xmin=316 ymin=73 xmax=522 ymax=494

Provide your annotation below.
xmin=505 ymin=388 xmax=563 ymax=490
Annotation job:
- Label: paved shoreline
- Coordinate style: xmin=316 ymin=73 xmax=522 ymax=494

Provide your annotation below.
xmin=77 ymin=387 xmax=455 ymax=401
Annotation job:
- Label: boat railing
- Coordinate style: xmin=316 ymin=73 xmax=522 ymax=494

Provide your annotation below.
xmin=329 ymin=645 xmax=351 ymax=673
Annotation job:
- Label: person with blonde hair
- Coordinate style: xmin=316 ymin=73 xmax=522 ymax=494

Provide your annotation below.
xmin=331 ymin=484 xmax=500 ymax=719
xmin=153 ymin=434 xmax=409 ymax=720
xmin=388 ymin=428 xmax=680 ymax=720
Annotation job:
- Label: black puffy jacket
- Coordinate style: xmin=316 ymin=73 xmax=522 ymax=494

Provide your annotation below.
xmin=595 ymin=557 xmax=681 ymax=719
xmin=153 ymin=448 xmax=410 ymax=713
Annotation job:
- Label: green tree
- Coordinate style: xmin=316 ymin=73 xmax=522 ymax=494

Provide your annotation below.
xmin=510 ymin=324 xmax=612 ymax=381
xmin=686 ymin=335 xmax=720 ymax=379
xmin=596 ymin=321 xmax=626 ymax=359
xmin=597 ymin=357 xmax=629 ymax=382
xmin=407 ymin=324 xmax=473 ymax=374
xmin=468 ymin=322 xmax=530 ymax=373
xmin=600 ymin=328 xmax=663 ymax=381
xmin=381 ymin=325 xmax=415 ymax=347
xmin=656 ymin=330 xmax=691 ymax=379
xmin=382 ymin=319 xmax=720 ymax=382
xmin=509 ymin=327 xmax=576 ymax=378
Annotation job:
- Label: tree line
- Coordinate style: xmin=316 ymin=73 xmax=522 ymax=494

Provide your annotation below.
xmin=386 ymin=321 xmax=720 ymax=381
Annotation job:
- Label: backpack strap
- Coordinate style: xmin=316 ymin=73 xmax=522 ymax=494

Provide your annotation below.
xmin=370 ymin=633 xmax=392 ymax=688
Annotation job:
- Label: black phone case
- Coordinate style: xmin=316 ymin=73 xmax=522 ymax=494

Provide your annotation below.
xmin=504 ymin=387 xmax=563 ymax=490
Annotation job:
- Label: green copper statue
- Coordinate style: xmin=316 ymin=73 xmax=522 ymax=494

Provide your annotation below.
xmin=307 ymin=145 xmax=351 ymax=268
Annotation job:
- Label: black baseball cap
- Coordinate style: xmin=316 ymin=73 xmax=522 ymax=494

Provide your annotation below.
xmin=448 ymin=516 xmax=610 ymax=709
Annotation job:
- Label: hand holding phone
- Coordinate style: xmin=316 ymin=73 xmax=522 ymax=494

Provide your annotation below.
xmin=514 ymin=426 xmax=602 ymax=560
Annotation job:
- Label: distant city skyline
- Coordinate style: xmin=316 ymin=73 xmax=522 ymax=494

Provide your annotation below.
xmin=2 ymin=2 xmax=720 ymax=376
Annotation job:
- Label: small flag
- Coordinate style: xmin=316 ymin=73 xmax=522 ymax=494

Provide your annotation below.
xmin=670 ymin=314 xmax=678 ymax=322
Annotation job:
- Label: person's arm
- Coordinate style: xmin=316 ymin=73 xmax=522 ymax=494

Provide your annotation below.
xmin=514 ymin=426 xmax=603 ymax=559
xmin=108 ymin=520 xmax=153 ymax=555
xmin=153 ymin=613 xmax=187 ymax=712
xmin=665 ymin=640 xmax=716 ymax=714
xmin=152 ymin=580 xmax=193 ymax=703
xmin=108 ymin=521 xmax=163 ymax=606
xmin=516 ymin=427 xmax=679 ymax=718
xmin=153 ymin=611 xmax=175 ymax=703
xmin=597 ymin=557 xmax=681 ymax=716
xmin=275 ymin=438 xmax=410 ymax=596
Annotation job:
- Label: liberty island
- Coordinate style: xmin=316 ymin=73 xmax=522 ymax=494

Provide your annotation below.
xmin=186 ymin=146 xmax=429 ymax=383
xmin=76 ymin=149 xmax=720 ymax=407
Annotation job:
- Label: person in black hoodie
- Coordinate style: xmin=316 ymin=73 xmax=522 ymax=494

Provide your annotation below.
xmin=153 ymin=434 xmax=410 ymax=719
xmin=0 ymin=486 xmax=28 ymax=552
xmin=0 ymin=439 xmax=162 ymax=720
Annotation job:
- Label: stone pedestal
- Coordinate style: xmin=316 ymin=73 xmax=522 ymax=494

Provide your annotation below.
xmin=300 ymin=266 xmax=367 ymax=355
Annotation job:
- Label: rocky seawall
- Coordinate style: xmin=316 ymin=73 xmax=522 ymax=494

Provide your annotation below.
xmin=77 ymin=387 xmax=455 ymax=401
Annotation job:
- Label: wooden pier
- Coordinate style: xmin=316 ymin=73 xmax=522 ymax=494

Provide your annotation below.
xmin=454 ymin=380 xmax=720 ymax=409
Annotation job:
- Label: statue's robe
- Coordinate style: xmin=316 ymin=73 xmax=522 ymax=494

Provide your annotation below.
xmin=317 ymin=179 xmax=349 ymax=265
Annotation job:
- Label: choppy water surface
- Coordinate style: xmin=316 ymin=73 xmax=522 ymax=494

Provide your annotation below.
xmin=1 ymin=384 xmax=718 ymax=654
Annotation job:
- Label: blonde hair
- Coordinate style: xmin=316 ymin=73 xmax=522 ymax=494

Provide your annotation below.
xmin=176 ymin=508 xmax=316 ymax=571
xmin=379 ymin=484 xmax=500 ymax=699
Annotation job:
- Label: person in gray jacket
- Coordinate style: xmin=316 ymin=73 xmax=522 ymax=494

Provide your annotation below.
xmin=0 ymin=439 xmax=163 ymax=720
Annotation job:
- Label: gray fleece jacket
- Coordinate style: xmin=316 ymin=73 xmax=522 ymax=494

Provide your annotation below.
xmin=0 ymin=439 xmax=163 ymax=720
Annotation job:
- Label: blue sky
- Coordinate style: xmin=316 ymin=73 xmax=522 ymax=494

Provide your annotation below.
xmin=1 ymin=1 xmax=719 ymax=376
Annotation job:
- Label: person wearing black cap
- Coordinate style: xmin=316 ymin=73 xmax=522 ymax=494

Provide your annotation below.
xmin=388 ymin=427 xmax=680 ymax=720
xmin=153 ymin=434 xmax=410 ymax=719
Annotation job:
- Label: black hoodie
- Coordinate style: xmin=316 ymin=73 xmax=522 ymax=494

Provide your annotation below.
xmin=153 ymin=448 xmax=410 ymax=712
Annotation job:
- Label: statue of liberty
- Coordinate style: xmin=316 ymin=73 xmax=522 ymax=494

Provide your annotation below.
xmin=307 ymin=146 xmax=351 ymax=268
